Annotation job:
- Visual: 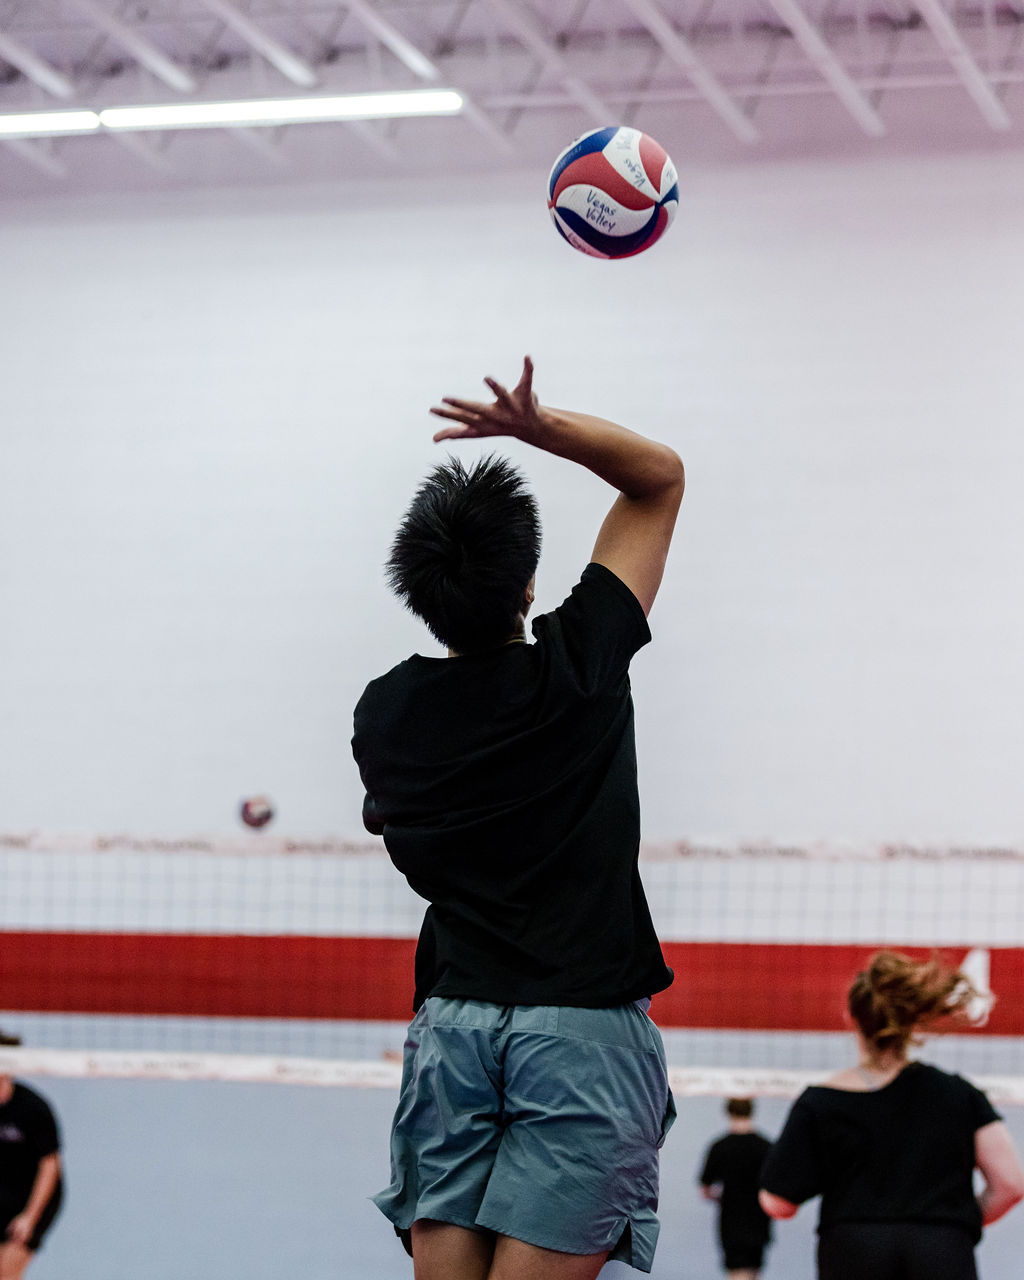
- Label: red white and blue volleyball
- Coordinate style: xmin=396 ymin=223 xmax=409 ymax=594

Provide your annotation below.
xmin=547 ymin=125 xmax=679 ymax=259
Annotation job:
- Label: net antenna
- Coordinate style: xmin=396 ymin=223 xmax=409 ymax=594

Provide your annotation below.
xmin=958 ymin=947 xmax=996 ymax=1028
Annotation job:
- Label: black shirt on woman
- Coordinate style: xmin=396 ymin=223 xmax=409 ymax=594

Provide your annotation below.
xmin=761 ymin=1062 xmax=999 ymax=1243
xmin=352 ymin=563 xmax=674 ymax=1013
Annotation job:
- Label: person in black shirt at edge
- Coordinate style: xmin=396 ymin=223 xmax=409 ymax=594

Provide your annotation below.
xmin=352 ymin=356 xmax=684 ymax=1280
xmin=759 ymin=951 xmax=1024 ymax=1280
xmin=699 ymin=1097 xmax=773 ymax=1280
xmin=0 ymin=1033 xmax=63 ymax=1280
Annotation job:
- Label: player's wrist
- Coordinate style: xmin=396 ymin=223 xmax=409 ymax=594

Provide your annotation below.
xmin=516 ymin=404 xmax=565 ymax=449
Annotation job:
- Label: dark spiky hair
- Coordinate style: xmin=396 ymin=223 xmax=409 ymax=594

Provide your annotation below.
xmin=386 ymin=454 xmax=541 ymax=652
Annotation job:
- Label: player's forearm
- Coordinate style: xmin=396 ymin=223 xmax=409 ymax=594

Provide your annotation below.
xmin=758 ymin=1189 xmax=798 ymax=1219
xmin=976 ymin=1123 xmax=1024 ymax=1225
xmin=534 ymin=407 xmax=684 ymax=501
xmin=21 ymin=1153 xmax=59 ymax=1224
xmin=979 ymin=1181 xmax=1024 ymax=1225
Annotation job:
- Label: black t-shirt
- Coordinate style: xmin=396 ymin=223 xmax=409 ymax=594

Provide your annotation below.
xmin=701 ymin=1131 xmax=774 ymax=1241
xmin=352 ymin=563 xmax=674 ymax=1012
xmin=0 ymin=1082 xmax=61 ymax=1215
xmin=760 ymin=1062 xmax=1000 ymax=1242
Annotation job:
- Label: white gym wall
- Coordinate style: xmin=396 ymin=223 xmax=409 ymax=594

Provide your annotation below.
xmin=2 ymin=145 xmax=1022 ymax=845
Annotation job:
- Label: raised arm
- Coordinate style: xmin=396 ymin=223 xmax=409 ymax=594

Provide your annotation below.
xmin=976 ymin=1121 xmax=1024 ymax=1225
xmin=431 ymin=357 xmax=684 ymax=616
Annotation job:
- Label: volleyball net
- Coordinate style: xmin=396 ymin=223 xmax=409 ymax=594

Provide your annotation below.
xmin=2 ymin=832 xmax=1024 ymax=1101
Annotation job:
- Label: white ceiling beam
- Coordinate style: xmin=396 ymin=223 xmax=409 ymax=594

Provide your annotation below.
xmin=333 ymin=0 xmax=514 ymax=153
xmin=344 ymin=117 xmax=402 ymax=161
xmin=230 ymin=117 xmax=399 ymax=166
xmin=69 ymin=0 xmax=197 ymax=94
xmin=621 ymin=0 xmax=758 ymax=144
xmin=479 ymin=66 xmax=1024 ymax=111
xmin=766 ymin=0 xmax=886 ymax=136
xmin=914 ymin=0 xmax=1011 ymax=130
xmin=198 ymin=0 xmax=319 ymax=88
xmin=456 ymin=97 xmax=516 ymax=154
xmin=229 ymin=124 xmax=289 ymax=165
xmin=0 ymin=28 xmax=76 ymax=99
xmin=110 ymin=130 xmax=175 ymax=172
xmin=487 ymin=0 xmax=616 ymax=124
xmin=2 ymin=136 xmax=66 ymax=176
xmin=343 ymin=0 xmax=440 ymax=82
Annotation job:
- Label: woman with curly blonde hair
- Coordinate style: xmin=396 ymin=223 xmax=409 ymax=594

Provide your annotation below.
xmin=759 ymin=951 xmax=1024 ymax=1279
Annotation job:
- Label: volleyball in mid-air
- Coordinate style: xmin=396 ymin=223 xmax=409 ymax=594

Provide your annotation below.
xmin=547 ymin=125 xmax=679 ymax=259
xmin=240 ymin=795 xmax=275 ymax=829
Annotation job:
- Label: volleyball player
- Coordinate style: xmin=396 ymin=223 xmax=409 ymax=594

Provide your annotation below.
xmin=0 ymin=1034 xmax=63 ymax=1280
xmin=352 ymin=356 xmax=684 ymax=1279
xmin=759 ymin=951 xmax=1024 ymax=1280
xmin=699 ymin=1098 xmax=773 ymax=1280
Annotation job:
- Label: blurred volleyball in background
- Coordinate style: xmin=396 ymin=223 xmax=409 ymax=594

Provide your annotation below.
xmin=240 ymin=795 xmax=275 ymax=829
xmin=547 ymin=125 xmax=679 ymax=259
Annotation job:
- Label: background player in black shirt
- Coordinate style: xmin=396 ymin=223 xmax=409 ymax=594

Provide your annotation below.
xmin=353 ymin=356 xmax=684 ymax=1280
xmin=0 ymin=1034 xmax=63 ymax=1280
xmin=759 ymin=952 xmax=1024 ymax=1280
xmin=699 ymin=1097 xmax=773 ymax=1280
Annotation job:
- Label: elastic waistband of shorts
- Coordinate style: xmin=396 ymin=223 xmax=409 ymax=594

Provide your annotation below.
xmin=414 ymin=996 xmax=663 ymax=1053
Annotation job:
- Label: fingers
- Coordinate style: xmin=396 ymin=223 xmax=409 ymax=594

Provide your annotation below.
xmin=434 ymin=396 xmax=488 ymax=416
xmin=430 ymin=404 xmax=485 ymax=442
xmin=483 ymin=376 xmax=517 ymax=414
xmin=432 ymin=425 xmax=482 ymax=442
xmin=428 ymin=357 xmax=537 ymax=443
xmin=430 ymin=401 xmax=485 ymax=425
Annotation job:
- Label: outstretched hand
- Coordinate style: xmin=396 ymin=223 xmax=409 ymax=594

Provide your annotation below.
xmin=431 ymin=356 xmax=545 ymax=443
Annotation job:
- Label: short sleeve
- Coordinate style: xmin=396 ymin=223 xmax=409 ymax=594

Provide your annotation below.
xmin=760 ymin=1094 xmax=822 ymax=1205
xmin=961 ymin=1077 xmax=1001 ymax=1131
xmin=28 ymin=1097 xmax=60 ymax=1159
xmin=531 ymin=563 xmax=651 ymax=695
xmin=700 ymin=1140 xmax=724 ymax=1186
xmin=362 ymin=791 xmax=385 ymax=836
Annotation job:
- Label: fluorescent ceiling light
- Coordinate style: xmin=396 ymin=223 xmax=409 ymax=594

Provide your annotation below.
xmin=99 ymin=89 xmax=464 ymax=131
xmin=0 ymin=90 xmax=462 ymax=140
xmin=0 ymin=109 xmax=100 ymax=138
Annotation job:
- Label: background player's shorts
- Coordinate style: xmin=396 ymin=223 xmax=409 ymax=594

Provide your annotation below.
xmin=721 ymin=1218 xmax=771 ymax=1270
xmin=373 ymin=997 xmax=676 ymax=1273
xmin=722 ymin=1236 xmax=768 ymax=1270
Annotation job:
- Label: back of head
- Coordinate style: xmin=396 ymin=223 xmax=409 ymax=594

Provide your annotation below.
xmin=725 ymin=1097 xmax=754 ymax=1120
xmin=848 ymin=950 xmax=977 ymax=1055
xmin=0 ymin=1028 xmax=21 ymax=1085
xmin=386 ymin=455 xmax=541 ymax=653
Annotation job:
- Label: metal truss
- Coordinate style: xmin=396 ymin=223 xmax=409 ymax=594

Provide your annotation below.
xmin=2 ymin=1 xmax=1024 ymax=185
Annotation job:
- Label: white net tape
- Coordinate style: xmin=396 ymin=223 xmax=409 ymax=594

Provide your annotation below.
xmin=3 ymin=1049 xmax=1024 ymax=1105
xmin=4 ymin=831 xmax=1024 ymax=861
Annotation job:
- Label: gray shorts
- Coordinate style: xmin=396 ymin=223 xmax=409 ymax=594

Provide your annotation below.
xmin=373 ymin=997 xmax=676 ymax=1272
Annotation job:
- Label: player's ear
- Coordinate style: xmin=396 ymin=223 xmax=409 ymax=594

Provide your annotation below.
xmin=523 ymin=577 xmax=536 ymax=612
